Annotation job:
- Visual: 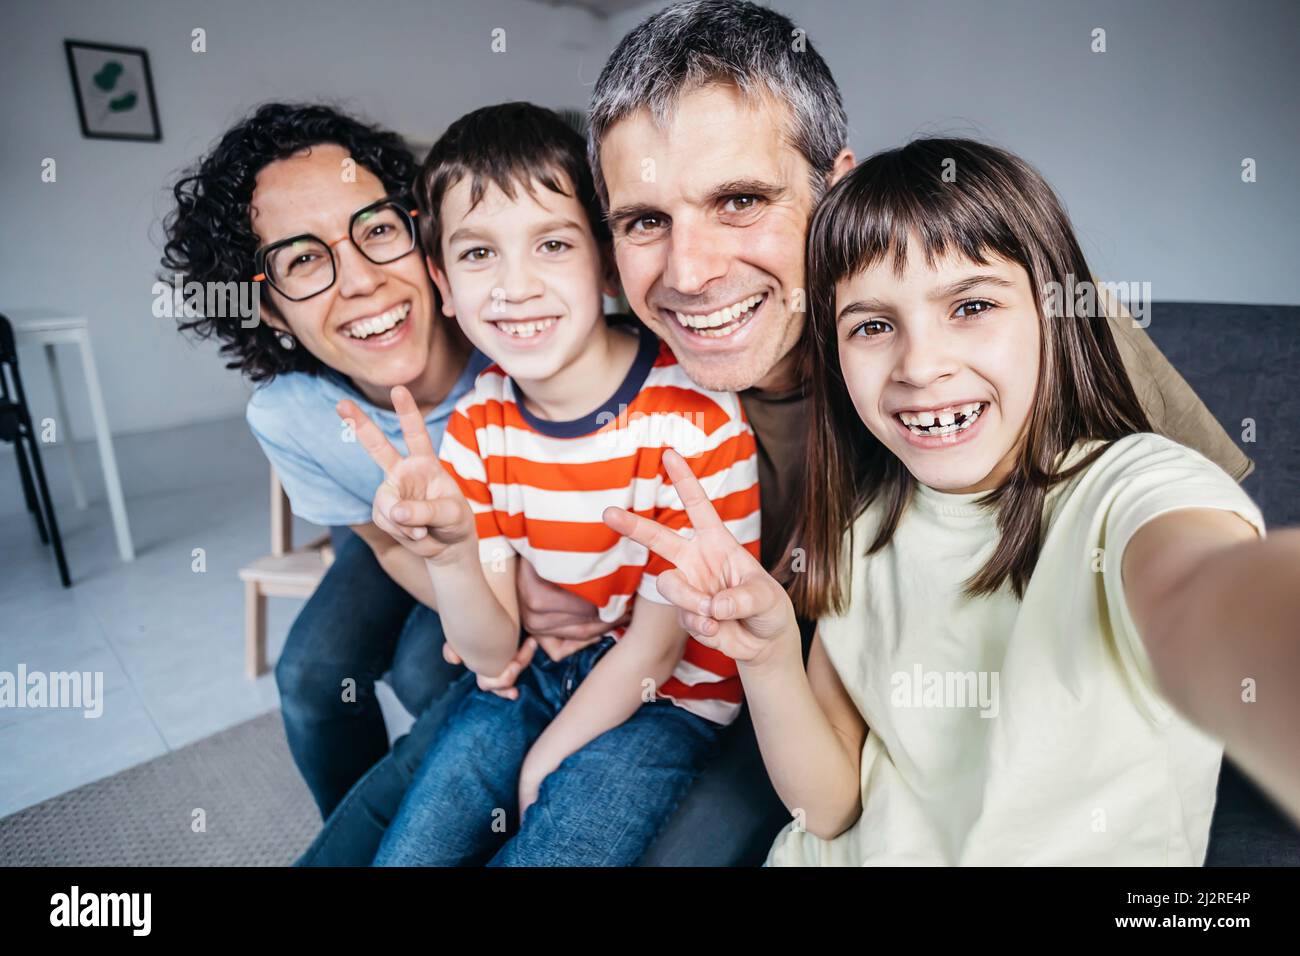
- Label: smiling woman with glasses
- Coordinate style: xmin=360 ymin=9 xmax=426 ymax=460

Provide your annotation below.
xmin=162 ymin=102 xmax=489 ymax=824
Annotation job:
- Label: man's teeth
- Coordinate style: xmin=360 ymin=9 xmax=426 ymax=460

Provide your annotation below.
xmin=898 ymin=402 xmax=985 ymax=436
xmin=673 ymin=293 xmax=763 ymax=336
xmin=344 ymin=302 xmax=410 ymax=339
xmin=493 ymin=317 xmax=558 ymax=338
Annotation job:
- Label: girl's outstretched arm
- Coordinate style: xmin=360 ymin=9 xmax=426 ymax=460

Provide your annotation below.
xmin=603 ymin=450 xmax=867 ymax=839
xmin=1124 ymin=510 xmax=1300 ymax=823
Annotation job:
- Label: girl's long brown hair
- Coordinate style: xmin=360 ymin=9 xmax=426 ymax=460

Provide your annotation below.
xmin=785 ymin=138 xmax=1151 ymax=620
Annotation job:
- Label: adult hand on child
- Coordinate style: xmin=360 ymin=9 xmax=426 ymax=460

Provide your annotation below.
xmin=516 ymin=558 xmax=628 ymax=660
xmin=441 ymin=637 xmax=537 ymax=701
xmin=443 ymin=557 xmax=625 ymax=693
xmin=336 ymin=386 xmax=475 ymax=564
xmin=602 ymin=449 xmax=798 ymax=667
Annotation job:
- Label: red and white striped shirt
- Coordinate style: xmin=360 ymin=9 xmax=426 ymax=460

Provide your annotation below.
xmin=437 ymin=324 xmax=761 ymax=725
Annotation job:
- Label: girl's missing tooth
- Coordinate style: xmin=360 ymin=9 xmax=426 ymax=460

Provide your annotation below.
xmin=791 ymin=137 xmax=1158 ymax=615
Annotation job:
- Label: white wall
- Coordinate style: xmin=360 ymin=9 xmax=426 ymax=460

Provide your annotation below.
xmin=3 ymin=0 xmax=1297 ymax=444
xmin=609 ymin=0 xmax=1300 ymax=306
xmin=0 ymin=0 xmax=608 ymax=442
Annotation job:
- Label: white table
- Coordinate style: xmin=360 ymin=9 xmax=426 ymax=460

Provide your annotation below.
xmin=8 ymin=309 xmax=135 ymax=562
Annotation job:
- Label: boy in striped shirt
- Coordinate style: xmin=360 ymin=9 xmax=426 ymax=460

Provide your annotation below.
xmin=341 ymin=103 xmax=761 ymax=866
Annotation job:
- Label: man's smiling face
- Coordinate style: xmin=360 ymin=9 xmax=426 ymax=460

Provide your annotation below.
xmin=600 ymin=83 xmax=840 ymax=392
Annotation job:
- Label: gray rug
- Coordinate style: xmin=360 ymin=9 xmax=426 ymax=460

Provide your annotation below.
xmin=0 ymin=711 xmax=319 ymax=866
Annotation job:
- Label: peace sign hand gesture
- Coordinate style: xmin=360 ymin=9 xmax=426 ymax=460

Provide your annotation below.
xmin=602 ymin=450 xmax=798 ymax=667
xmin=336 ymin=386 xmax=476 ymax=565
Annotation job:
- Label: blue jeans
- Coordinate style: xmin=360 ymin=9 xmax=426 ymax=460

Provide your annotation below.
xmin=372 ymin=636 xmax=725 ymax=866
xmin=298 ymin=622 xmax=803 ymax=867
xmin=276 ymin=526 xmax=464 ymax=818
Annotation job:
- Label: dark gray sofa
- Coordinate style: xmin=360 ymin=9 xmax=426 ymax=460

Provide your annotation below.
xmin=1147 ymin=302 xmax=1300 ymax=865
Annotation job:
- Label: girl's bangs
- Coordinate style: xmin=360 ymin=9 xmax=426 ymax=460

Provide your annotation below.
xmin=809 ymin=147 xmax=1028 ymax=294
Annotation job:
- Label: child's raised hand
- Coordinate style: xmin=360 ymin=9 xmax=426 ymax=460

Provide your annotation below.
xmin=602 ymin=449 xmax=797 ymax=666
xmin=336 ymin=386 xmax=475 ymax=563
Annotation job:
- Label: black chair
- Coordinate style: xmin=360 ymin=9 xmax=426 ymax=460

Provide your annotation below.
xmin=0 ymin=312 xmax=70 ymax=587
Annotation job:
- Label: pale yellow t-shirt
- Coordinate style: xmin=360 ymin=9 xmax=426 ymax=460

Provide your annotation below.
xmin=766 ymin=433 xmax=1264 ymax=866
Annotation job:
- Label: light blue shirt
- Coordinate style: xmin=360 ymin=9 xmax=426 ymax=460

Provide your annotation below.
xmin=245 ymin=351 xmax=491 ymax=527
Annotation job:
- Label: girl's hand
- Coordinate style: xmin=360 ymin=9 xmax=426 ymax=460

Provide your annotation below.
xmin=336 ymin=386 xmax=475 ymax=564
xmin=602 ymin=449 xmax=797 ymax=667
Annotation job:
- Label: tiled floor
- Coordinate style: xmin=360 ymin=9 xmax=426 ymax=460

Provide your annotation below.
xmin=0 ymin=418 xmax=314 ymax=817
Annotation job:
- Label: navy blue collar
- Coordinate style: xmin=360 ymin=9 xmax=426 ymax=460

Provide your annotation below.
xmin=512 ymin=324 xmax=660 ymax=439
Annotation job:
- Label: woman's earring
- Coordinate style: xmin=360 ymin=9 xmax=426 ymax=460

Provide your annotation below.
xmin=276 ymin=331 xmax=297 ymax=351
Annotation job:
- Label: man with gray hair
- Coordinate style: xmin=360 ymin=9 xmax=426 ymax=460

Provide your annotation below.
xmin=570 ymin=0 xmax=1252 ymax=865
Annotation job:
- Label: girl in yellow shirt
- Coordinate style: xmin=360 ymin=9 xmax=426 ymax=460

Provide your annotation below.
xmin=603 ymin=138 xmax=1300 ymax=865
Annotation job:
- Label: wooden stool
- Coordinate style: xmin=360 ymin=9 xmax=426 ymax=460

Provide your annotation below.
xmin=238 ymin=468 xmax=334 ymax=678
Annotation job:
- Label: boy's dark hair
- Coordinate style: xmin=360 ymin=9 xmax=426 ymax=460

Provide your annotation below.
xmin=787 ymin=138 xmax=1152 ymax=618
xmin=415 ymin=102 xmax=611 ymax=267
xmin=162 ymin=103 xmax=418 ymax=382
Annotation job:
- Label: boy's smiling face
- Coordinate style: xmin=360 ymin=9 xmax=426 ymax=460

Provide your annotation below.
xmin=429 ymin=173 xmax=613 ymax=383
xmin=835 ymin=237 xmax=1042 ymax=494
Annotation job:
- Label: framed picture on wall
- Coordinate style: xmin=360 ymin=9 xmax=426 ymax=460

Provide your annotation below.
xmin=64 ymin=39 xmax=161 ymax=142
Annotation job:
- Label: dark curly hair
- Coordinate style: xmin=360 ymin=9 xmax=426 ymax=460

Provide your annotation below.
xmin=162 ymin=102 xmax=418 ymax=382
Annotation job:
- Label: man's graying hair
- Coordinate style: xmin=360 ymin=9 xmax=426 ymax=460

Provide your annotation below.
xmin=588 ymin=0 xmax=847 ymax=207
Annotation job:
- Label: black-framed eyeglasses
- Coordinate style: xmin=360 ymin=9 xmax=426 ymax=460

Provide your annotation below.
xmin=252 ymin=194 xmax=419 ymax=302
